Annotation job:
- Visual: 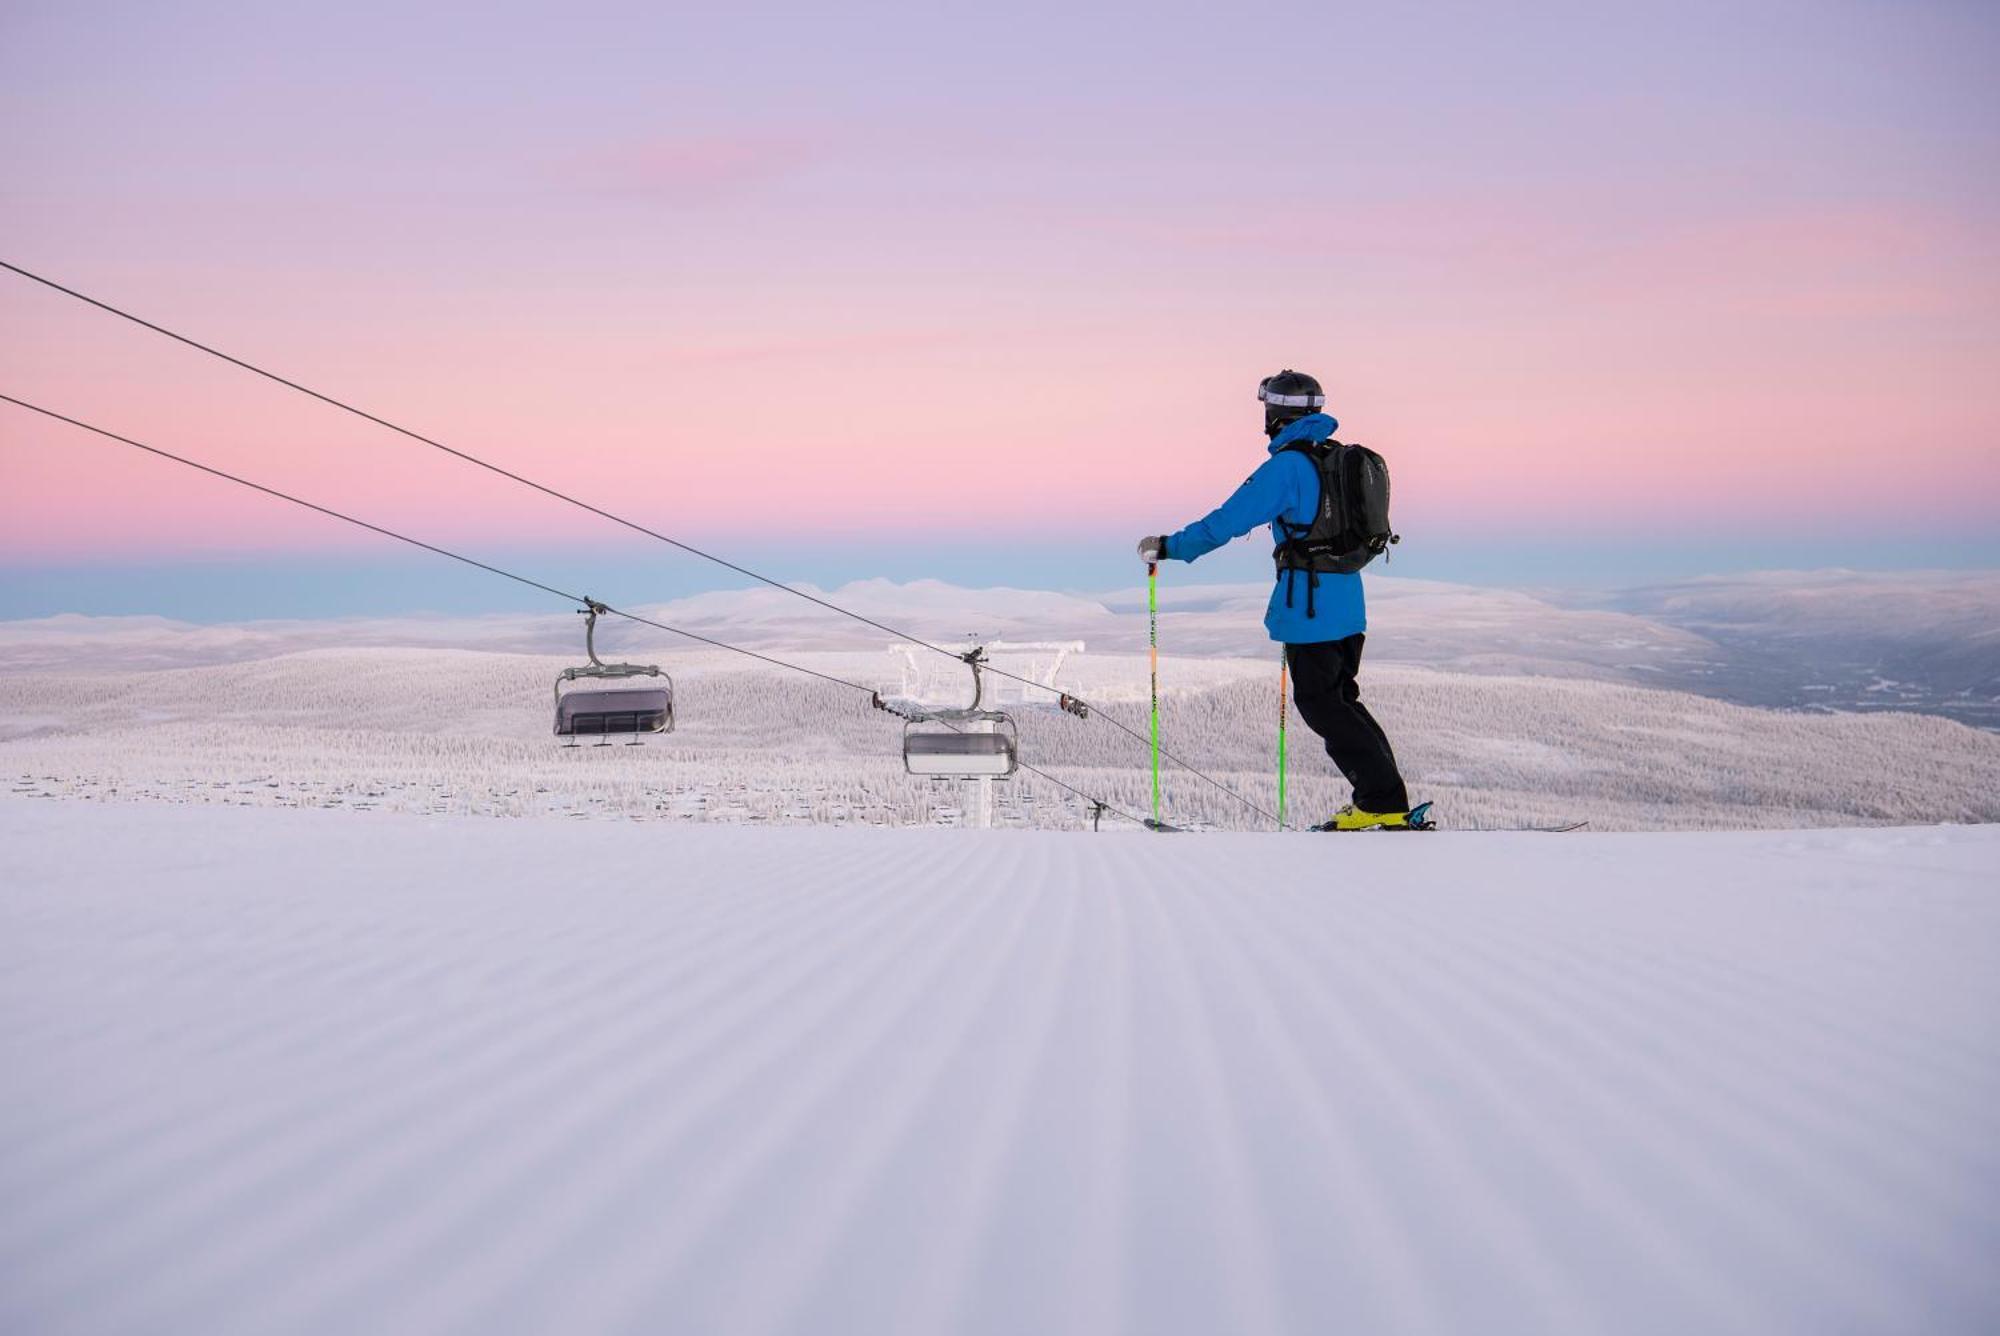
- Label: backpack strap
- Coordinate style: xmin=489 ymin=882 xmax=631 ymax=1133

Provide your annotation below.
xmin=1274 ymin=439 xmax=1353 ymax=616
xmin=1272 ymin=437 xmax=1325 ymax=525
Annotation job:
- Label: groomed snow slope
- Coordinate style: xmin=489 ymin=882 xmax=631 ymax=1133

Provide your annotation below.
xmin=3 ymin=801 xmax=1996 ymax=1335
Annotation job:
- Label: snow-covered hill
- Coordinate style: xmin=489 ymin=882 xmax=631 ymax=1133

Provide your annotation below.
xmin=2 ymin=801 xmax=1994 ymax=1335
xmin=6 ymin=569 xmax=1993 ymax=728
xmin=1593 ymin=570 xmax=2000 ymax=727
xmin=5 ymin=646 xmax=1999 ymax=831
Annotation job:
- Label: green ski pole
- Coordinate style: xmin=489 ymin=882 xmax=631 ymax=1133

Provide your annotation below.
xmin=1148 ymin=560 xmax=1161 ymax=823
xmin=1277 ymin=648 xmax=1289 ymax=830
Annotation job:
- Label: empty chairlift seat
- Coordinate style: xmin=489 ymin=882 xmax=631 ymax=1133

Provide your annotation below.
xmin=903 ymin=718 xmax=1019 ymax=778
xmin=555 ymin=683 xmax=673 ymax=737
xmin=895 ymin=646 xmax=1019 ymax=779
xmin=553 ymin=599 xmax=675 ymax=744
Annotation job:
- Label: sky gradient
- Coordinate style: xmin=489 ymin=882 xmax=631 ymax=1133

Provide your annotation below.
xmin=3 ymin=0 xmax=1997 ymax=617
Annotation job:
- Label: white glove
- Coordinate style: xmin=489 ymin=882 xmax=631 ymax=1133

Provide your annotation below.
xmin=1137 ymin=535 xmax=1165 ymax=562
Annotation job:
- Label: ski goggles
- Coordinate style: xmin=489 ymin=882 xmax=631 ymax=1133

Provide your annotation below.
xmin=1257 ymin=378 xmax=1325 ymax=409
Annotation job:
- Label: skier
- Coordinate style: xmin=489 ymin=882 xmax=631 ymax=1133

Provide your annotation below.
xmin=1137 ymin=369 xmax=1422 ymax=831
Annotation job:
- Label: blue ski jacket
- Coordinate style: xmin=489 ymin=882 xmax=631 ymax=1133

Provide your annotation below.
xmin=1162 ymin=412 xmax=1365 ymax=644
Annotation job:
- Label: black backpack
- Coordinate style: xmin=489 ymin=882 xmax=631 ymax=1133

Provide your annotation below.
xmin=1271 ymin=440 xmax=1399 ymax=615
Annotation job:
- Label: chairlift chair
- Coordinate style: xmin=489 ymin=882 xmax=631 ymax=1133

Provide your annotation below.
xmin=554 ymin=600 xmax=674 ymax=746
xmin=899 ymin=648 xmax=1019 ymax=779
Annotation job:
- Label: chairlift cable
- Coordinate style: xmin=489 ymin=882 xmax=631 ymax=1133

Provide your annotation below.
xmin=0 ymin=394 xmax=582 ymax=607
xmin=1 ymin=392 xmax=1145 ymax=828
xmin=903 ymin=708 xmax=1144 ymax=828
xmin=1 ymin=259 xmax=1274 ymax=824
xmin=0 ymin=258 xmax=950 ymax=648
xmin=1017 ymin=759 xmax=1144 ymax=826
xmin=0 ymin=393 xmax=872 ymax=695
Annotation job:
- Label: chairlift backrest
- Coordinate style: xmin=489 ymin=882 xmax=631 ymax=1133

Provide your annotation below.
xmin=903 ymin=717 xmax=1018 ymax=778
xmin=556 ymin=685 xmax=673 ymax=737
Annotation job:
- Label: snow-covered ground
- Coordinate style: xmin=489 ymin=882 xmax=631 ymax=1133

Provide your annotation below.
xmin=7 ymin=646 xmax=2000 ymax=832
xmin=3 ymin=800 xmax=1995 ymax=1335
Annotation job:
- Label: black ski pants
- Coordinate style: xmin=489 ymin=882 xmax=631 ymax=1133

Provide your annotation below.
xmin=1286 ymin=634 xmax=1410 ymax=813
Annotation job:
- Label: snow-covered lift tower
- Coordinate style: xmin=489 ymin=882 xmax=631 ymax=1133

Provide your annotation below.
xmin=897 ymin=647 xmax=1017 ymax=830
xmin=984 ymin=641 xmax=1086 ymax=705
xmin=889 ymin=641 xmax=1083 ymax=830
xmin=891 ymin=641 xmax=1085 ymax=705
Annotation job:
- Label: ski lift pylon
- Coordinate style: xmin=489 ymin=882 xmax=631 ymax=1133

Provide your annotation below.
xmin=554 ymin=600 xmax=674 ymax=745
xmin=898 ymin=647 xmax=1019 ymax=779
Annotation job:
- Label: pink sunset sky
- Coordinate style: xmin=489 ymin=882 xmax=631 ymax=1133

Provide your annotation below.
xmin=2 ymin=0 xmax=1996 ymax=615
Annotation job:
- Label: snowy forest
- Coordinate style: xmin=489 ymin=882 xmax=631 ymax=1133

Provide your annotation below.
xmin=6 ymin=644 xmax=1996 ymax=832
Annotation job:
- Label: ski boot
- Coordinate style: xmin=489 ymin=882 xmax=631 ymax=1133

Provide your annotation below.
xmin=1313 ymin=801 xmax=1435 ymax=832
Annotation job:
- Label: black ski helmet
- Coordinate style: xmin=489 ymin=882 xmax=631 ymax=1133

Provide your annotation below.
xmin=1257 ymin=369 xmax=1325 ymax=435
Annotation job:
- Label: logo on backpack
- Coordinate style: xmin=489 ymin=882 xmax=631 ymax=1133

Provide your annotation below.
xmin=1273 ymin=440 xmax=1399 ymax=578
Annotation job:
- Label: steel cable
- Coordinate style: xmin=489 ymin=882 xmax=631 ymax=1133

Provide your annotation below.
xmin=1 ymin=258 xmax=1273 ymax=824
xmin=4 ymin=392 xmax=1154 ymax=827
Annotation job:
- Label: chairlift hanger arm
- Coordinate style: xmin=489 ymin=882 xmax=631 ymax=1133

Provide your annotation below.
xmin=962 ymin=647 xmax=988 ymax=714
xmin=558 ymin=594 xmax=671 ymax=705
xmin=580 ymin=598 xmax=608 ymax=667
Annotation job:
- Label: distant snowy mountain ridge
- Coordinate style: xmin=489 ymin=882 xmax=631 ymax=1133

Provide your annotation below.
xmin=4 ymin=569 xmax=1993 ymax=728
